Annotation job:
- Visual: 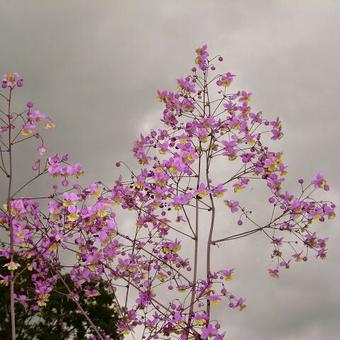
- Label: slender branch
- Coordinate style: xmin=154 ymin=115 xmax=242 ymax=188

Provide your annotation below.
xmin=7 ymin=88 xmax=16 ymax=340
xmin=11 ymin=170 xmax=47 ymax=198
xmin=56 ymin=272 xmax=105 ymax=340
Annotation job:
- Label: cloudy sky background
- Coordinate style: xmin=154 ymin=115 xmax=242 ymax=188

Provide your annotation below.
xmin=1 ymin=1 xmax=340 ymax=339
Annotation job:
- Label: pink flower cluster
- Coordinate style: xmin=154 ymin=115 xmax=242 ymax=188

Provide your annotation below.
xmin=2 ymin=72 xmax=23 ymax=88
xmin=0 ymin=45 xmax=335 ymax=339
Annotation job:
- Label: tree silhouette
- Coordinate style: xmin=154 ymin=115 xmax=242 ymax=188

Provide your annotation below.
xmin=0 ymin=257 xmax=121 ymax=339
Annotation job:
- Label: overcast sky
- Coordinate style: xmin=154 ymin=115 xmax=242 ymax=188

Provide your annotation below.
xmin=1 ymin=1 xmax=340 ymax=339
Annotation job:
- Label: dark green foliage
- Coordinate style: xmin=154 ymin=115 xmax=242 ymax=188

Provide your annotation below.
xmin=0 ymin=257 xmax=121 ymax=339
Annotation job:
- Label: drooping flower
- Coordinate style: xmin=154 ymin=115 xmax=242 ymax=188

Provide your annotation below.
xmin=4 ymin=261 xmax=21 ymax=271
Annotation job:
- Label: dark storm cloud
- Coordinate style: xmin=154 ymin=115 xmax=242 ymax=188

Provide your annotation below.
xmin=1 ymin=1 xmax=339 ymax=339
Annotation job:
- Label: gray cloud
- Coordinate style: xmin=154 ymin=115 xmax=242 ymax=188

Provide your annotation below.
xmin=1 ymin=1 xmax=339 ymax=339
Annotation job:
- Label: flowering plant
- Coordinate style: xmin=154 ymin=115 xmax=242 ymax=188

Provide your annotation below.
xmin=0 ymin=46 xmax=335 ymax=339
